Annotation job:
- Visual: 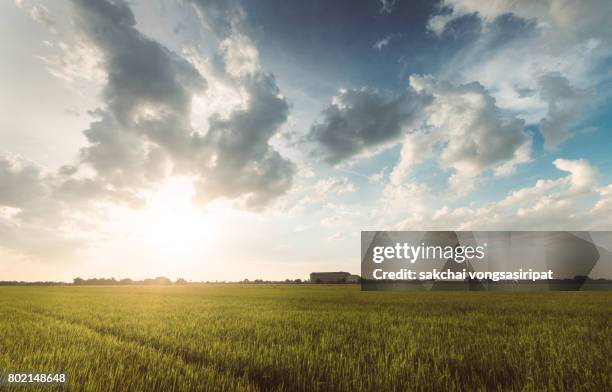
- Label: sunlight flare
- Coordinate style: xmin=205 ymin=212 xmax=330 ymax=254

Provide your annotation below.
xmin=134 ymin=177 xmax=215 ymax=257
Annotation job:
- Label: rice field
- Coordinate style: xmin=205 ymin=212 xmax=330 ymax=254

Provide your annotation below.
xmin=0 ymin=285 xmax=610 ymax=391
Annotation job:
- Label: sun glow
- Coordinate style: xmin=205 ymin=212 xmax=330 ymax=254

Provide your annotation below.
xmin=133 ymin=177 xmax=216 ymax=257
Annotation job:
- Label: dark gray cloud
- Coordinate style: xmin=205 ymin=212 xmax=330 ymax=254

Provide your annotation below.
xmin=196 ymin=73 xmax=295 ymax=208
xmin=71 ymin=0 xmax=205 ymax=186
xmin=71 ymin=0 xmax=294 ymax=207
xmin=538 ymin=72 xmax=583 ymax=149
xmin=308 ymin=87 xmax=429 ymax=164
xmin=187 ymin=0 xmax=296 ymax=208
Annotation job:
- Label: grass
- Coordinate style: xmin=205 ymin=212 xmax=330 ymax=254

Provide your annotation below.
xmin=0 ymin=285 xmax=610 ymax=391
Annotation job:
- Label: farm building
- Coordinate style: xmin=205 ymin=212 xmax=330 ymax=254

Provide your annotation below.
xmin=310 ymin=272 xmax=360 ymax=283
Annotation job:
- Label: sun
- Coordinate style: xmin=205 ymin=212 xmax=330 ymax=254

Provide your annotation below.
xmin=136 ymin=177 xmax=215 ymax=257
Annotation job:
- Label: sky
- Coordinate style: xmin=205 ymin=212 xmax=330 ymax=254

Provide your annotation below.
xmin=1 ymin=0 xmax=611 ymax=282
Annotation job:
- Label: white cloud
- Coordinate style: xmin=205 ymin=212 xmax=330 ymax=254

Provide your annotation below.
xmin=368 ymin=167 xmax=388 ymax=184
xmin=219 ymin=34 xmax=260 ymax=78
xmin=14 ymin=0 xmax=55 ymax=28
xmin=391 ymin=75 xmax=531 ymax=195
xmin=499 ymin=158 xmax=597 ymax=208
xmin=498 ymin=178 xmax=560 ymax=208
xmin=592 ymin=185 xmax=612 ymax=217
xmin=373 ymin=34 xmax=398 ymax=50
xmin=389 ymin=132 xmax=433 ymax=185
xmin=187 ymin=0 xmax=244 ymax=37
xmin=315 ymin=177 xmax=356 ymax=195
xmin=36 ymin=39 xmax=105 ymax=84
xmin=379 ymin=0 xmax=397 ymax=14
xmin=381 ymin=158 xmax=609 ymax=231
xmin=283 ymin=176 xmax=357 ymax=216
xmin=553 ymin=158 xmax=598 ymax=195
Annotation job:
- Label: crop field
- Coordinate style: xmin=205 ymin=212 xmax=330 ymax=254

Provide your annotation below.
xmin=0 ymin=285 xmax=610 ymax=391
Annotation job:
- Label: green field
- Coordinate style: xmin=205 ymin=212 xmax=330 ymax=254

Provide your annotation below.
xmin=0 ymin=285 xmax=610 ymax=391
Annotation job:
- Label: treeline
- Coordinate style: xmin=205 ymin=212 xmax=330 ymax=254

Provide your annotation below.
xmin=72 ymin=277 xmax=307 ymax=285
xmin=0 ymin=281 xmax=66 ymax=286
xmin=73 ymin=277 xmax=182 ymax=285
xmin=0 ymin=277 xmax=310 ymax=286
xmin=241 ymin=279 xmax=304 ymax=284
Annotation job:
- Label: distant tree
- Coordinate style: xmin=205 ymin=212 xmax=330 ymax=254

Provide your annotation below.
xmin=175 ymin=278 xmax=188 ymax=285
xmin=154 ymin=276 xmax=172 ymax=285
xmin=294 ymin=279 xmax=302 ymax=284
xmin=73 ymin=277 xmax=84 ymax=285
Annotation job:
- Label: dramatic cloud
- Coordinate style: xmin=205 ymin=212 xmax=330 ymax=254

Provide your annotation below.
xmin=70 ymin=0 xmax=294 ymax=208
xmin=309 ymin=74 xmax=531 ymax=195
xmin=188 ymin=0 xmax=295 ymax=208
xmin=0 ymin=0 xmax=296 ymax=259
xmin=308 ymin=87 xmax=429 ymax=164
xmin=71 ymin=0 xmax=205 ymax=187
xmin=429 ymin=0 xmax=611 ymax=149
xmin=3 ymin=0 xmax=610 ymax=273
xmin=195 ymin=72 xmax=295 ymax=209
xmin=391 ymin=75 xmax=531 ymax=194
